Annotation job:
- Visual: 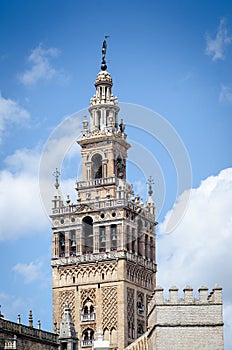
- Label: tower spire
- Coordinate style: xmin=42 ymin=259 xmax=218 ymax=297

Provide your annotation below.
xmin=147 ymin=176 xmax=154 ymax=197
xmin=53 ymin=168 xmax=61 ymax=190
xmin=146 ymin=176 xmax=155 ymax=216
xmin=101 ymin=35 xmax=109 ymax=71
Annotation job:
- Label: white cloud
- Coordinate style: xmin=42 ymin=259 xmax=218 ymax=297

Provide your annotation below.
xmin=157 ymin=168 xmax=232 ymax=349
xmin=0 ymin=148 xmax=49 ymax=241
xmin=205 ymin=18 xmax=232 ymax=61
xmin=0 ymin=93 xmax=30 ymax=143
xmin=19 ymin=44 xmax=67 ymax=86
xmin=12 ymin=260 xmax=44 ymax=284
xmin=0 ymin=116 xmax=82 ymax=241
xmin=219 ymin=85 xmax=232 ymax=103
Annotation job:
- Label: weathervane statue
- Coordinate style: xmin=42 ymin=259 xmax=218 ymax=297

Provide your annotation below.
xmin=101 ymin=35 xmax=109 ymax=71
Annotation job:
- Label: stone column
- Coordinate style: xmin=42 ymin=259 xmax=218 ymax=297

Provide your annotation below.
xmin=65 ymin=231 xmax=70 ymax=257
xmin=93 ymin=226 xmax=99 ymax=253
xmin=76 ymin=229 xmax=82 ymax=255
xmin=105 ymin=226 xmax=111 ymax=252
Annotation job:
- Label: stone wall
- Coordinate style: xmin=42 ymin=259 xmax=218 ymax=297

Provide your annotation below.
xmin=147 ymin=285 xmax=224 ymax=350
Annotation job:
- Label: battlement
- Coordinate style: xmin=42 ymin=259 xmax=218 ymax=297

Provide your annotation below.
xmin=148 ymin=284 xmax=222 ymax=313
xmin=147 ymin=284 xmax=224 ymax=350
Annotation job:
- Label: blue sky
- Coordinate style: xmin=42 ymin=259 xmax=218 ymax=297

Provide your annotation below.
xmin=0 ymin=0 xmax=231 ymax=348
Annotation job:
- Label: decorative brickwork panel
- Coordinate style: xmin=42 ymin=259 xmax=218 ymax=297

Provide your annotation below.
xmin=127 ymin=263 xmax=153 ymax=290
xmin=59 ymin=289 xmax=75 ymax=320
xmin=77 ymin=262 xmax=117 ymax=278
xmin=127 ymin=288 xmax=135 ymax=323
xmin=80 ymin=288 xmax=96 ymax=307
xmin=102 ymin=286 xmax=118 ymax=330
xmin=127 ymin=287 xmax=135 ymax=339
xmin=58 ymin=262 xmax=117 ymax=282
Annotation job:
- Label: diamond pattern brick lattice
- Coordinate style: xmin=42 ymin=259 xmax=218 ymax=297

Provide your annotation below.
xmin=80 ymin=288 xmax=96 ymax=307
xmin=127 ymin=288 xmax=135 ymax=323
xmin=59 ymin=289 xmax=75 ymax=319
xmin=127 ymin=287 xmax=135 ymax=340
xmin=102 ymin=286 xmax=118 ymax=330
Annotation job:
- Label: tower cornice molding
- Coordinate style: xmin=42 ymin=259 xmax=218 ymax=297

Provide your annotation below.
xmin=77 ymin=133 xmax=130 ymax=149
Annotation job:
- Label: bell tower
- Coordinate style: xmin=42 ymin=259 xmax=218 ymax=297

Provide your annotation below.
xmin=51 ymin=39 xmax=157 ymax=350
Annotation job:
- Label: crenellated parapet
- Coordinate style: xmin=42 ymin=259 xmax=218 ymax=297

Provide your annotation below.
xmin=147 ymin=284 xmax=224 ymax=350
xmin=148 ymin=284 xmax=223 ymax=313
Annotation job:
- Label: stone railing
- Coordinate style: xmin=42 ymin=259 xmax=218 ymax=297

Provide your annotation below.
xmin=51 ymin=198 xmax=128 ymax=216
xmin=81 ymin=339 xmax=93 ymax=347
xmin=80 ymin=313 xmax=96 ymax=322
xmin=0 ymin=318 xmax=58 ymax=345
xmin=76 ymin=176 xmax=117 ymax=189
xmin=52 ymin=250 xmax=156 ymax=271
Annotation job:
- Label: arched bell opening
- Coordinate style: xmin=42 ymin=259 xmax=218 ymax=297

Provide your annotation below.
xmin=82 ymin=216 xmax=93 ymax=254
xmin=92 ymin=153 xmax=103 ymax=179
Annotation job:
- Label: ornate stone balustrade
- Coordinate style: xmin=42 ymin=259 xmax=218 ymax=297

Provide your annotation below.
xmin=76 ymin=176 xmax=117 ymax=189
xmin=81 ymin=339 xmax=93 ymax=347
xmin=0 ymin=318 xmax=58 ymax=345
xmin=51 ymin=250 xmax=156 ymax=271
xmin=80 ymin=313 xmax=96 ymax=322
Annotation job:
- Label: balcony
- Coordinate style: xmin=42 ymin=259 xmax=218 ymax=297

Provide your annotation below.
xmin=80 ymin=313 xmax=96 ymax=322
xmin=81 ymin=339 xmax=93 ymax=348
xmin=76 ymin=176 xmax=117 ymax=190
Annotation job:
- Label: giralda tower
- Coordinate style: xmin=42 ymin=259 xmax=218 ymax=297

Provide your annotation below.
xmin=51 ymin=40 xmax=157 ymax=350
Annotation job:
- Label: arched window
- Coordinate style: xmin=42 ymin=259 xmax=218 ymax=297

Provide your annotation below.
xmin=126 ymin=225 xmax=130 ymax=252
xmin=137 ymin=220 xmax=143 ymax=256
xmin=92 ymin=154 xmax=102 ymax=179
xmin=81 ymin=298 xmax=95 ymax=322
xmin=150 ymin=237 xmax=154 ymax=262
xmin=59 ymin=232 xmax=65 ymax=257
xmin=145 ymin=234 xmax=148 ymax=260
xmin=110 ymin=225 xmax=117 ymax=251
xmin=131 ymin=228 xmax=136 ymax=254
xmin=137 ymin=293 xmax=144 ymax=316
xmin=137 ymin=322 xmax=144 ymax=336
xmin=60 ymin=342 xmax=67 ymax=350
xmin=70 ymin=230 xmax=76 ymax=256
xmin=115 ymin=157 xmax=125 ymax=178
xmin=99 ymin=226 xmax=106 ymax=252
xmin=82 ymin=328 xmax=94 ymax=347
xmin=82 ymin=216 xmax=93 ymax=254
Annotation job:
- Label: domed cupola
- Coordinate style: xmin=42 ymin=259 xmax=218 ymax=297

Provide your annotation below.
xmin=95 ymin=70 xmax=113 ymax=87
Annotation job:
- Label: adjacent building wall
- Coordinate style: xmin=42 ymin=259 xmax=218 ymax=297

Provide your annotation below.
xmin=147 ymin=285 xmax=224 ymax=350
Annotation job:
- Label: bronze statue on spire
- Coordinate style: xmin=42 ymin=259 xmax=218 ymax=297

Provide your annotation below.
xmin=147 ymin=176 xmax=154 ymax=197
xmin=101 ymin=35 xmax=109 ymax=71
xmin=53 ymin=168 xmax=61 ymax=190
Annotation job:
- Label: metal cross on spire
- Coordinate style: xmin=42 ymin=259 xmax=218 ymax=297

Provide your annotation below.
xmin=147 ymin=176 xmax=154 ymax=197
xmin=53 ymin=168 xmax=61 ymax=190
xmin=101 ymin=35 xmax=109 ymax=71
